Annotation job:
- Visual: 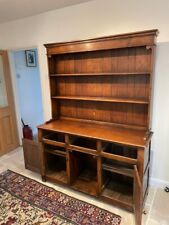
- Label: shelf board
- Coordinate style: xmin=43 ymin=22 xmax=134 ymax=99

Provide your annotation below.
xmin=102 ymin=163 xmax=134 ymax=177
xmin=45 ymin=148 xmax=66 ymax=157
xmin=101 ymin=180 xmax=133 ymax=209
xmin=46 ymin=170 xmax=68 ymax=184
xmin=71 ymin=179 xmax=98 ymax=196
xmin=52 ymin=96 xmax=149 ymax=104
xmin=50 ymin=72 xmax=150 ymax=77
xmin=43 ymin=138 xmax=66 ymax=148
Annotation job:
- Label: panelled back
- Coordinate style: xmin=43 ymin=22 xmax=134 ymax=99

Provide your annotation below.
xmin=46 ymin=30 xmax=158 ymax=129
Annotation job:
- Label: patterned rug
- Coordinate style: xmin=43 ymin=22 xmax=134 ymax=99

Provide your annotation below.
xmin=0 ymin=170 xmax=121 ymax=225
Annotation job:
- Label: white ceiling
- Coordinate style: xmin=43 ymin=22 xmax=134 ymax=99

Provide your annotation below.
xmin=0 ymin=0 xmax=93 ymax=23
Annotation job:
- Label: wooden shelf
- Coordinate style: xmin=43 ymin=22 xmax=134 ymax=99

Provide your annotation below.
xmin=69 ymin=137 xmax=97 ymax=155
xmin=45 ymin=148 xmax=66 ymax=157
xmin=45 ymin=152 xmax=67 ymax=183
xmin=38 ymin=119 xmax=149 ymax=147
xmin=71 ymin=179 xmax=98 ymax=196
xmin=43 ymin=138 xmax=65 ymax=148
xmin=46 ymin=170 xmax=68 ymax=184
xmin=102 ymin=163 xmax=134 ymax=177
xmin=71 ymin=167 xmax=98 ymax=196
xmin=52 ymin=96 xmax=149 ymax=104
xmin=69 ymin=144 xmax=96 ymax=155
xmin=50 ymin=72 xmax=150 ymax=77
xmin=101 ymin=180 xmax=133 ymax=210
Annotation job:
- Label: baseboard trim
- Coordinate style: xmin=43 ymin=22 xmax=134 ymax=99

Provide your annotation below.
xmin=150 ymin=177 xmax=169 ymax=188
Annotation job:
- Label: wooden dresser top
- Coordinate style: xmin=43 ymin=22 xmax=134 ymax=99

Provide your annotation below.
xmin=38 ymin=119 xmax=151 ymax=148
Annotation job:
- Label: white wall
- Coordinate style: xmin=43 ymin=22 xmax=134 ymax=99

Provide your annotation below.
xmin=0 ymin=0 xmax=169 ymax=184
xmin=151 ymin=43 xmax=169 ymax=185
xmin=13 ymin=49 xmax=44 ymax=135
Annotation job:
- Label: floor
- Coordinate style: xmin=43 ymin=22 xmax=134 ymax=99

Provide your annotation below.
xmin=0 ymin=147 xmax=169 ymax=225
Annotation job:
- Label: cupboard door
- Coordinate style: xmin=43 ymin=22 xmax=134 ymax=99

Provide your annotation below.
xmin=133 ymin=165 xmax=142 ymax=225
xmin=22 ymin=138 xmax=40 ymax=173
xmin=0 ymin=51 xmax=19 ymax=155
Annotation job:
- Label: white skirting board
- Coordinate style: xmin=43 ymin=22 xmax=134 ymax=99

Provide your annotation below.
xmin=150 ymin=177 xmax=169 ymax=188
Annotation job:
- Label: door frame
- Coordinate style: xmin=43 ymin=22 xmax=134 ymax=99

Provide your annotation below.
xmin=8 ymin=46 xmax=45 ymax=145
xmin=0 ymin=50 xmax=19 ymax=154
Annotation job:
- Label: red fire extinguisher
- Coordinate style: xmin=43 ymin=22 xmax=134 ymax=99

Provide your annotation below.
xmin=21 ymin=119 xmax=33 ymax=140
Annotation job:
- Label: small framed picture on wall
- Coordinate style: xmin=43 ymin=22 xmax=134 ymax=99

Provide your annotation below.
xmin=25 ymin=50 xmax=36 ymax=67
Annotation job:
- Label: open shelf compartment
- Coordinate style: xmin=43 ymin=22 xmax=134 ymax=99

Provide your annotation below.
xmin=102 ymin=142 xmax=137 ymax=159
xmin=101 ymin=171 xmax=133 ymax=210
xmin=102 ymin=160 xmax=134 ymax=178
xmin=69 ymin=135 xmax=98 ymax=153
xmin=45 ymin=152 xmax=68 ymax=184
xmin=69 ymin=151 xmax=98 ymax=196
xmin=42 ymin=131 xmax=65 ymax=147
xmin=44 ymin=144 xmax=66 ymax=157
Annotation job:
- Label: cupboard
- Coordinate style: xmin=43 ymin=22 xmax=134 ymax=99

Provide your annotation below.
xmin=38 ymin=29 xmax=158 ymax=225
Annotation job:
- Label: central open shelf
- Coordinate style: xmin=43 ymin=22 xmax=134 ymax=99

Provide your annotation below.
xmin=71 ymin=171 xmax=98 ymax=196
xmin=69 ymin=151 xmax=98 ymax=196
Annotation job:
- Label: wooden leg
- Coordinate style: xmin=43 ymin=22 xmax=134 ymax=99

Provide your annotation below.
xmin=42 ymin=175 xmax=46 ymax=182
xmin=39 ymin=141 xmax=46 ymax=182
xmin=97 ymin=156 xmax=102 ymax=195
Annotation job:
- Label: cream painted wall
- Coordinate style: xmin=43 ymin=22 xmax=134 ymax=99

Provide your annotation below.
xmin=0 ymin=0 xmax=169 ymax=184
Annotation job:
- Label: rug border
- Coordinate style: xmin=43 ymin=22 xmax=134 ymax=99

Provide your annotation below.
xmin=0 ymin=169 xmax=122 ymax=223
xmin=0 ymin=186 xmax=76 ymax=225
xmin=0 ymin=170 xmax=78 ymax=225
